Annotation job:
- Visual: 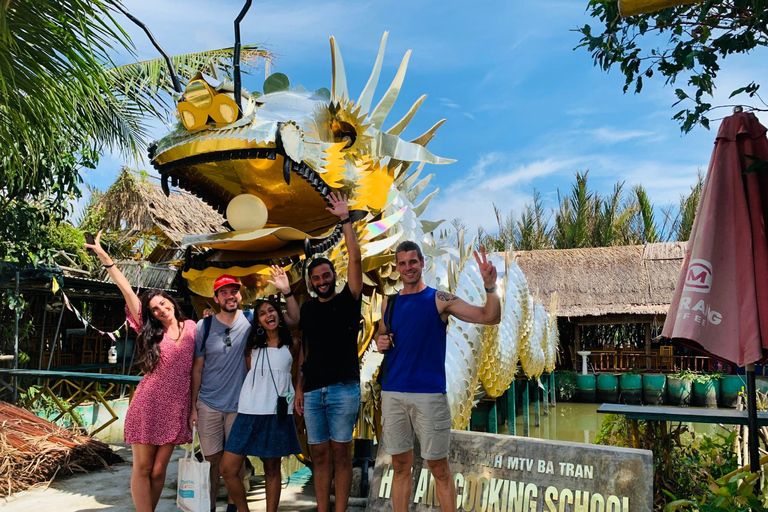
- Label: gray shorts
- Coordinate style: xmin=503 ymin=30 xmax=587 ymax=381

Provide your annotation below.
xmin=381 ymin=391 xmax=452 ymax=460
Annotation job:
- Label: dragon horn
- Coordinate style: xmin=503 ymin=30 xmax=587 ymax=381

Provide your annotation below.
xmin=330 ymin=36 xmax=349 ymax=103
xmin=357 ymin=32 xmax=389 ymax=116
xmin=370 ymin=50 xmax=411 ymax=129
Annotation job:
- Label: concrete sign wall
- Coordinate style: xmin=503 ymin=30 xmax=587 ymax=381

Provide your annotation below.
xmin=366 ymin=430 xmax=653 ymax=512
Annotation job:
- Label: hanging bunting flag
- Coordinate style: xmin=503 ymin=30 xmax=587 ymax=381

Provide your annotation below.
xmin=59 ymin=290 xmax=127 ymax=340
xmin=51 ymin=278 xmax=60 ymax=294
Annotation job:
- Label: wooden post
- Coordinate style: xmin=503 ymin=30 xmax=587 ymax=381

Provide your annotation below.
xmin=574 ymin=324 xmax=581 ymax=370
xmin=508 ymin=379 xmax=516 ymax=436
xmin=488 ymin=400 xmax=498 ymax=434
xmin=645 ymin=323 xmax=652 ymax=370
xmin=550 ymin=372 xmax=556 ymax=407
xmin=523 ymin=380 xmax=530 ymax=437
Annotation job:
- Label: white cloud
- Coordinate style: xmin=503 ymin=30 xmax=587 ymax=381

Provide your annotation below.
xmin=587 ymin=127 xmax=657 ymax=144
xmin=426 ymin=155 xmax=579 ymax=233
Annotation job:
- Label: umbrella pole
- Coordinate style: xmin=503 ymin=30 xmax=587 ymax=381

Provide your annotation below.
xmin=746 ymin=364 xmax=761 ymax=478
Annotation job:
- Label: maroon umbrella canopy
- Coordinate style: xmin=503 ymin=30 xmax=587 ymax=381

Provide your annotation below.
xmin=662 ymin=112 xmax=768 ymax=366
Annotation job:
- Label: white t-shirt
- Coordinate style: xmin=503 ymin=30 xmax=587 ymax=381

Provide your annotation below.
xmin=237 ymin=345 xmax=295 ymax=415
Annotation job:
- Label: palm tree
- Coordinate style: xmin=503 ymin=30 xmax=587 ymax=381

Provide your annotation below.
xmin=515 ymin=191 xmax=552 ymax=250
xmin=1 ymin=0 xmax=268 ymax=265
xmin=553 ymin=171 xmax=595 ymax=249
xmin=676 ymin=170 xmax=704 ymax=242
xmin=631 ymin=184 xmax=660 ymax=243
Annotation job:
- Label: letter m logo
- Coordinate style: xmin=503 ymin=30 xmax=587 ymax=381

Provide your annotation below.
xmin=683 ymin=259 xmax=712 ymax=293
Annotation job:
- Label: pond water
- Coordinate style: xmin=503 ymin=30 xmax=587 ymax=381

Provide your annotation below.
xmin=499 ymin=402 xmax=732 ymax=444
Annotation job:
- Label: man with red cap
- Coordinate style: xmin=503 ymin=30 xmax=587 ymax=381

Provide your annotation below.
xmin=188 ymin=273 xmax=297 ymax=512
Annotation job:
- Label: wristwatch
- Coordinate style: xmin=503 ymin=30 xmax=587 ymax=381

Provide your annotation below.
xmin=485 ymin=286 xmax=497 ymax=294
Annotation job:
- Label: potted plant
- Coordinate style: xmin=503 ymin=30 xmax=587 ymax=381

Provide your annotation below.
xmin=692 ymin=372 xmax=722 ymax=407
xmin=667 ymin=369 xmax=695 ymax=406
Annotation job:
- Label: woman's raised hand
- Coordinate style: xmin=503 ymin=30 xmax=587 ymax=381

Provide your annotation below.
xmin=85 ymin=229 xmax=112 ymax=265
xmin=267 ymin=265 xmax=291 ymax=295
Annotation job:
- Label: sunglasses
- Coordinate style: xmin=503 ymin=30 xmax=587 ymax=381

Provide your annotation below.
xmin=224 ymin=327 xmax=232 ymax=347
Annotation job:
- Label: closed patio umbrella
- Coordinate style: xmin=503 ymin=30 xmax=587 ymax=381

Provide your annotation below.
xmin=663 ymin=109 xmax=768 ymax=474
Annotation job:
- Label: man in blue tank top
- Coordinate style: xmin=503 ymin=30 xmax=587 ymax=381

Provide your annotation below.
xmin=375 ymin=241 xmax=501 ymax=512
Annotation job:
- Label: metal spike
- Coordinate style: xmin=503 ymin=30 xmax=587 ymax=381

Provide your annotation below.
xmin=411 ymin=119 xmax=446 ymax=147
xmin=370 ymin=50 xmax=411 ymax=129
xmin=406 ymin=174 xmax=434 ymax=203
xmin=283 ymin=158 xmax=292 ymax=185
xmin=386 ymin=94 xmax=427 ymax=136
xmin=412 ymin=189 xmax=440 ymax=217
xmin=357 ymin=32 xmax=388 ymax=116
xmin=330 ymin=37 xmax=349 ymax=103
xmin=161 ymin=175 xmax=170 ymax=197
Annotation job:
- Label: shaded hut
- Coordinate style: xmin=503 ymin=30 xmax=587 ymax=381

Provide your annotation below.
xmin=513 ymin=242 xmax=703 ymax=372
xmin=0 ymin=169 xmax=225 ymax=373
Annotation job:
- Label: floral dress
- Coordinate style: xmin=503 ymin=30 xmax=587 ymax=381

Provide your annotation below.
xmin=124 ymin=307 xmax=196 ymax=445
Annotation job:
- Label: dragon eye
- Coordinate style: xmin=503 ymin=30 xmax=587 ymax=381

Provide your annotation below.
xmin=185 ymin=79 xmax=214 ymax=109
xmin=331 ymin=121 xmax=357 ymax=149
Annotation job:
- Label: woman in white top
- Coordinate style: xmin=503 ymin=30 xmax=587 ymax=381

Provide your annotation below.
xmin=220 ymin=298 xmax=301 ymax=512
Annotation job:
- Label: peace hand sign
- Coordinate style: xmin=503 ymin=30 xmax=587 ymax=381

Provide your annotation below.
xmin=473 ymin=246 xmax=497 ymax=289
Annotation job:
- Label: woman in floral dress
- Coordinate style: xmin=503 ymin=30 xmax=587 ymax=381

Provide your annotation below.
xmin=86 ymin=231 xmax=196 ymax=512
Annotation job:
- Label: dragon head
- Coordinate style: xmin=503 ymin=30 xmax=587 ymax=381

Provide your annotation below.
xmin=149 ymin=33 xmax=453 ymax=300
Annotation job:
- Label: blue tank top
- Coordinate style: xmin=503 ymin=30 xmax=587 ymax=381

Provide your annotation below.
xmin=381 ymin=286 xmax=448 ymax=393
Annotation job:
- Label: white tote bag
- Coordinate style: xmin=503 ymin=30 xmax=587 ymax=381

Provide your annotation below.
xmin=176 ymin=426 xmax=211 ymax=512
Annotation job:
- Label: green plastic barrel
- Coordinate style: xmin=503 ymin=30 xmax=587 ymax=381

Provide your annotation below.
xmin=642 ymin=374 xmax=667 ymax=405
xmin=693 ymin=378 xmax=720 ymax=407
xmin=667 ymin=377 xmax=692 ymax=406
xmin=619 ymin=373 xmax=643 ymax=405
xmin=596 ymin=374 xmax=619 ymax=403
xmin=720 ymin=375 xmax=745 ymax=408
xmin=575 ymin=374 xmax=596 ymax=403
xmin=756 ymin=376 xmax=768 ymax=395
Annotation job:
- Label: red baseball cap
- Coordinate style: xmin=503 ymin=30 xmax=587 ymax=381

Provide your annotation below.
xmin=213 ymin=275 xmax=241 ymax=293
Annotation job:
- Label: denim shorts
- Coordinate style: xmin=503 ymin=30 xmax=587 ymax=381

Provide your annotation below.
xmin=303 ymin=380 xmax=361 ymax=444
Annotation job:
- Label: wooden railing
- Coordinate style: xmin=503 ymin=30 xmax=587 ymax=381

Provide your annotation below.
xmin=588 ymin=351 xmax=728 ymax=373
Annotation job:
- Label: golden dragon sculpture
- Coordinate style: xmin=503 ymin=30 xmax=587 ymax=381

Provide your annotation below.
xmin=149 ymin=33 xmax=558 ymax=430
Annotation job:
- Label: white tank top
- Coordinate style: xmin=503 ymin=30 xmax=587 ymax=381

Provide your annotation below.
xmin=237 ymin=345 xmax=295 ymax=415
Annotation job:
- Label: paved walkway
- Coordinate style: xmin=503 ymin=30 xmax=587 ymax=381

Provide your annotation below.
xmin=0 ymin=445 xmax=319 ymax=511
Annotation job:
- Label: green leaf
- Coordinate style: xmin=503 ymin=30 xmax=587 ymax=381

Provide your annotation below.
xmin=263 ymin=72 xmax=290 ymax=94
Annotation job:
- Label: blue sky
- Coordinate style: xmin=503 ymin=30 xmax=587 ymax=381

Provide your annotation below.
xmin=87 ymin=0 xmax=768 ymax=235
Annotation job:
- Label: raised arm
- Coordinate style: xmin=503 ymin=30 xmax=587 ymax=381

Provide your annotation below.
xmin=375 ymin=295 xmax=393 ymax=352
xmin=267 ymin=265 xmax=299 ymax=325
xmin=438 ymin=248 xmax=501 ymax=325
xmin=86 ymin=230 xmax=141 ymax=326
xmin=327 ymin=192 xmax=362 ymax=299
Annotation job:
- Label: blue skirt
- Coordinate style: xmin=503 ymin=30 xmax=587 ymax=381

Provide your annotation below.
xmin=225 ymin=413 xmax=302 ymax=459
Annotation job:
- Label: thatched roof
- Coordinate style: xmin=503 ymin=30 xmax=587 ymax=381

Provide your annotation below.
xmin=513 ymin=241 xmax=687 ymax=319
xmin=95 ymin=168 xmax=227 ymax=245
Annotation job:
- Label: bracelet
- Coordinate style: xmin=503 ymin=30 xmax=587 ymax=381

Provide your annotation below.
xmin=484 ymin=286 xmax=496 ymax=294
xmin=283 ymin=290 xmax=294 ymax=298
xmin=340 ymin=217 xmax=352 ymax=225
xmin=103 ymin=263 xmax=116 ymax=269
